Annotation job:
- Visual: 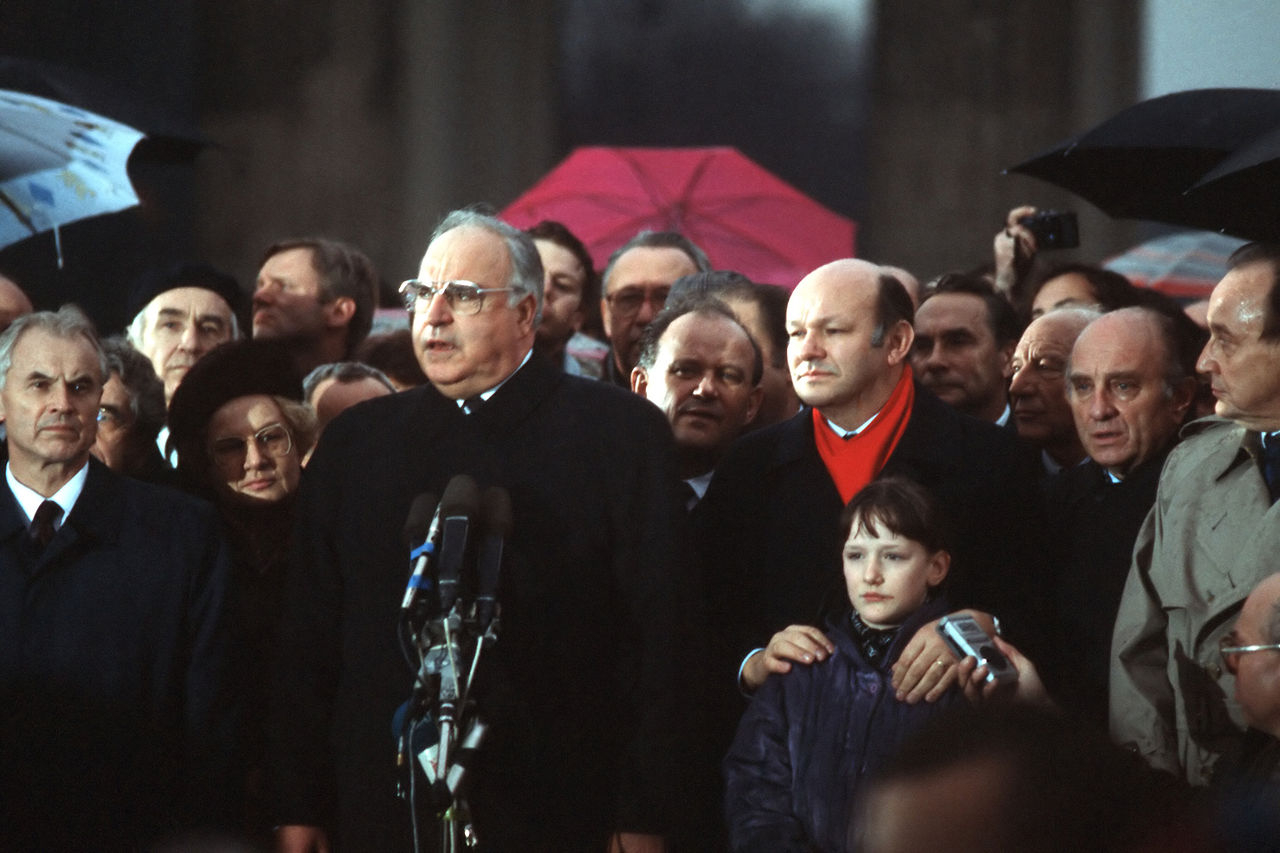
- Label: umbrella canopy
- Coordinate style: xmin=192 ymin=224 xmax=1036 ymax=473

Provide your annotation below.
xmin=1007 ymin=88 xmax=1280 ymax=241
xmin=0 ymin=88 xmax=144 ymax=265
xmin=501 ymin=146 xmax=856 ymax=287
xmin=1103 ymin=230 xmax=1245 ymax=302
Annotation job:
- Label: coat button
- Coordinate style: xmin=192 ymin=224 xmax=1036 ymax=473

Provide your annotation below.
xmin=1208 ymin=664 xmax=1223 ymax=680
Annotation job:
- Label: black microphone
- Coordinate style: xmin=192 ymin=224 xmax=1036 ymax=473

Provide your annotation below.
xmin=401 ymin=491 xmax=439 ymax=614
xmin=435 ymin=474 xmax=479 ymax=617
xmin=474 ymin=486 xmax=511 ymax=632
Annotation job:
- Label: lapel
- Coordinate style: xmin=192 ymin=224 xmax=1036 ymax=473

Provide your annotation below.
xmin=466 ymin=353 xmax=562 ymax=435
xmin=35 ymin=460 xmax=120 ymax=572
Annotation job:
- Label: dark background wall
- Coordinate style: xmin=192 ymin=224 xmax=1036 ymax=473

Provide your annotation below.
xmin=0 ymin=0 xmax=1138 ymax=333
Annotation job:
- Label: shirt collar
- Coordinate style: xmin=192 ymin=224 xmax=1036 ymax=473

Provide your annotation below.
xmin=994 ymin=402 xmax=1012 ymax=428
xmin=455 ymin=347 xmax=534 ymax=410
xmin=7 ymin=461 xmax=90 ymax=527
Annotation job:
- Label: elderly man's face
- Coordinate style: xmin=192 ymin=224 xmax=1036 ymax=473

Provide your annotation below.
xmin=1067 ymin=311 xmax=1190 ymax=478
xmin=1197 ymin=262 xmax=1280 ymax=430
xmin=632 ymin=311 xmax=761 ymax=470
xmin=136 ymin=286 xmax=236 ymax=402
xmin=0 ymin=328 xmax=102 ymax=476
xmin=411 ymin=226 xmax=537 ymax=400
xmin=1230 ymin=574 xmax=1280 ymax=739
xmin=1009 ymin=312 xmax=1089 ymax=460
xmin=911 ymin=292 xmax=1012 ymax=421
xmin=786 ymin=261 xmax=909 ymax=429
xmin=602 ymin=247 xmax=699 ymax=374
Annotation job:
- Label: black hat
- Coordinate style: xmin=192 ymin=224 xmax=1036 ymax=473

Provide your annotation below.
xmin=166 ymin=338 xmax=304 ymax=467
xmin=126 ymin=262 xmax=246 ymax=328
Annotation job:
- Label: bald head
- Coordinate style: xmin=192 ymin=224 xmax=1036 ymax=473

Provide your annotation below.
xmin=1233 ymin=573 xmax=1280 ymax=738
xmin=786 ymin=260 xmax=914 ymax=429
xmin=1009 ymin=307 xmax=1101 ymax=467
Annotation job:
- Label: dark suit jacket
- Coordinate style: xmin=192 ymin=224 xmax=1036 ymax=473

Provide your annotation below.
xmin=0 ymin=459 xmax=237 ymax=850
xmin=269 ymin=355 xmax=694 ymax=852
xmin=1040 ymin=451 xmax=1168 ymax=726
xmin=695 ymin=386 xmax=1046 ymax=677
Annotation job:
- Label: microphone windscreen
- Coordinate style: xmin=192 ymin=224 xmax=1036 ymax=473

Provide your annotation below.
xmin=440 ymin=474 xmax=480 ymax=517
xmin=480 ymin=486 xmax=513 ymax=537
xmin=403 ymin=492 xmax=437 ymax=545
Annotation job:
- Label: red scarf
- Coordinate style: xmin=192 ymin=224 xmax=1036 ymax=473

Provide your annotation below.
xmin=813 ymin=366 xmax=915 ymax=502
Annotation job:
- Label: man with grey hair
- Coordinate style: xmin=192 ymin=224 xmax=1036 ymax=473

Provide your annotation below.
xmin=125 ymin=262 xmax=243 ymax=406
xmin=600 ymin=230 xmax=711 ymax=387
xmin=0 ymin=306 xmax=237 ymax=848
xmin=301 ymin=360 xmax=395 ymax=443
xmin=90 ymin=337 xmax=175 ymax=485
xmin=271 ymin=209 xmax=691 ymax=852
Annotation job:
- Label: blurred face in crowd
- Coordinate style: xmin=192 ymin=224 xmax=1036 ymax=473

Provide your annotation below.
xmin=722 ymin=291 xmax=800 ymax=427
xmin=207 ymin=394 xmax=302 ymax=505
xmin=534 ymin=238 xmax=587 ymax=348
xmin=308 ymin=375 xmax=391 ymax=436
xmin=1067 ymin=310 xmax=1191 ymax=478
xmin=911 ymin=292 xmax=1013 ymax=423
xmin=1228 ymin=573 xmax=1280 ymax=739
xmin=787 ymin=260 xmax=912 ymax=430
xmin=411 ymin=226 xmax=537 ymax=400
xmin=254 ymin=247 xmax=338 ymax=343
xmin=842 ymin=513 xmax=948 ymax=629
xmin=136 ymin=286 xmax=236 ymax=403
xmin=1009 ymin=310 xmax=1093 ymax=465
xmin=0 ymin=327 xmax=103 ymax=481
xmin=90 ymin=372 xmax=138 ymax=472
xmin=0 ymin=274 xmax=33 ymax=332
xmin=1031 ymin=273 xmax=1098 ymax=319
xmin=632 ymin=311 xmax=762 ymax=475
xmin=1197 ymin=262 xmax=1280 ymax=430
xmin=603 ymin=247 xmax=699 ymax=374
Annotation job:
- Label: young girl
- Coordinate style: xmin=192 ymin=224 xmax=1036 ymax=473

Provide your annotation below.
xmin=723 ymin=477 xmax=965 ymax=853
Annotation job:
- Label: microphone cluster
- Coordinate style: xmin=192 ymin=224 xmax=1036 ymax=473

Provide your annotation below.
xmin=395 ymin=474 xmax=511 ymax=851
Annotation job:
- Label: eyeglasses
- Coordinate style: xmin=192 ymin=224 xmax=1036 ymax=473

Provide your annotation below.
xmin=399 ymin=279 xmax=514 ymax=315
xmin=605 ymin=286 xmax=671 ymax=318
xmin=1219 ymin=631 xmax=1280 ymax=674
xmin=209 ymin=423 xmax=294 ymax=474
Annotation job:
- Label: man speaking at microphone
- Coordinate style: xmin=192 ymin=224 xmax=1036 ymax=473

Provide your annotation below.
xmin=270 ymin=210 xmax=691 ymax=852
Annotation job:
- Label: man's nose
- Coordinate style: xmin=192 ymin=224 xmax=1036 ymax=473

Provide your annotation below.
xmin=693 ymin=371 xmax=719 ymax=398
xmin=795 ymin=331 xmax=823 ymax=362
xmin=424 ymin=291 xmax=453 ymax=325
xmin=1089 ymin=387 xmax=1117 ymax=420
xmin=635 ymin=292 xmax=661 ymax=326
xmin=179 ymin=322 xmax=199 ymax=350
xmin=1008 ymin=366 xmax=1033 ymax=396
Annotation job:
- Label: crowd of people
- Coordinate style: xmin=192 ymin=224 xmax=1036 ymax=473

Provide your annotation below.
xmin=0 ymin=201 xmax=1278 ymax=852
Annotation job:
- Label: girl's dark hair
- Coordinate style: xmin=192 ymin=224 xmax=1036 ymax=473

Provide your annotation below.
xmin=839 ymin=476 xmax=952 ymax=554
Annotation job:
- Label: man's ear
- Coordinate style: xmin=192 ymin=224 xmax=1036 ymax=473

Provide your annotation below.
xmin=885 ymin=320 xmax=915 ymax=366
xmin=514 ymin=292 xmax=538 ymax=336
xmin=999 ymin=340 xmax=1017 ymax=380
xmin=744 ymin=385 xmax=764 ymax=425
xmin=631 ymin=366 xmax=648 ymax=396
xmin=325 ymin=296 xmax=357 ymax=329
xmin=1169 ymin=376 xmax=1197 ymax=422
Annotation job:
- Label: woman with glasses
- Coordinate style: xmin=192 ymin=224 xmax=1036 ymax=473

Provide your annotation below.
xmin=167 ymin=338 xmax=315 ymax=841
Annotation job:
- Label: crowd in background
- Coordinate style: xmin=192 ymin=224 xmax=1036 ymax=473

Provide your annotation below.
xmin=1 ymin=201 xmax=1278 ymax=853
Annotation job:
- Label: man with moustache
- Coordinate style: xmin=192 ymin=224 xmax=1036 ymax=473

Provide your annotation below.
xmin=695 ymin=259 xmax=1042 ymax=701
xmin=632 ymin=296 xmax=763 ymax=505
xmin=1112 ymin=242 xmax=1280 ymax=786
xmin=0 ymin=307 xmax=236 ymax=848
xmin=252 ymin=237 xmax=378 ymax=374
xmin=1039 ymin=307 xmax=1198 ymax=724
xmin=600 ymin=230 xmax=710 ymax=387
xmin=271 ymin=211 xmax=689 ymax=852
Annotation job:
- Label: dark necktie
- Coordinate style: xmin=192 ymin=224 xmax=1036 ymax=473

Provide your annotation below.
xmin=1261 ymin=435 xmax=1280 ymax=504
xmin=29 ymin=500 xmax=61 ymax=549
xmin=463 ymin=396 xmax=485 ymax=415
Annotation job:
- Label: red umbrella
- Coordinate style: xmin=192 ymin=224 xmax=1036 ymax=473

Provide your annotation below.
xmin=501 ymin=146 xmax=856 ymax=288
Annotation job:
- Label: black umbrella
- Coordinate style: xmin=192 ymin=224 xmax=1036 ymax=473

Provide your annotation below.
xmin=1180 ymin=124 xmax=1280 ymax=242
xmin=1007 ymin=88 xmax=1280 ymax=241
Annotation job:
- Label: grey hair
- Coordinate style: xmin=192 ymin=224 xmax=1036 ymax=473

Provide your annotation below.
xmin=0 ymin=305 xmax=108 ymax=389
xmin=126 ymin=298 xmax=242 ymax=351
xmin=429 ymin=209 xmax=544 ymax=324
xmin=602 ymin=230 xmax=712 ymax=295
xmin=302 ymin=360 xmax=396 ymax=402
xmin=101 ymin=336 xmax=167 ymax=441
